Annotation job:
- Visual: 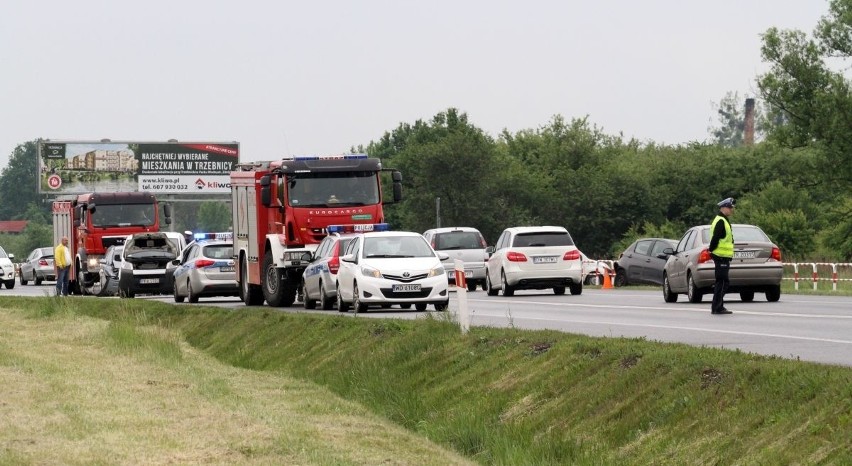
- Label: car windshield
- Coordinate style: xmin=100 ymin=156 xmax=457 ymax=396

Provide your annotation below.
xmin=39 ymin=247 xmax=54 ymax=257
xmin=92 ymin=204 xmax=156 ymax=227
xmin=434 ymin=232 xmax=484 ymax=250
xmin=0 ymin=247 xmax=8 ymax=259
xmin=287 ymin=172 xmax=379 ymax=207
xmin=363 ymin=236 xmax=434 ymax=258
xmin=512 ymin=232 xmax=574 ymax=247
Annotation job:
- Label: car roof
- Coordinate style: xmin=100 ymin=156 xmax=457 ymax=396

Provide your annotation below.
xmin=505 ymin=226 xmax=568 ymax=234
xmin=359 ymin=231 xmax=424 ymax=238
xmin=424 ymin=227 xmax=482 ymax=234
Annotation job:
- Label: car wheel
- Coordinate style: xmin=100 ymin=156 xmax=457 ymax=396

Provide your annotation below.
xmin=187 ymin=280 xmax=199 ymax=303
xmin=19 ymin=273 xmax=27 ymax=286
xmin=4 ymin=280 xmax=15 ymax=290
xmin=319 ymin=281 xmax=334 ymax=310
xmin=399 ymin=303 xmax=412 ymax=309
xmin=687 ymin=273 xmax=702 ymax=303
xmin=415 ymin=302 xmax=428 ymax=311
xmin=120 ymin=287 xmax=135 ymax=299
xmin=615 ymin=269 xmax=627 ymax=287
xmin=173 ymin=278 xmax=185 ymax=303
xmin=553 ymin=286 xmax=566 ymax=295
xmin=336 ymin=284 xmax=349 ymax=313
xmin=501 ymin=271 xmax=514 ymax=297
xmin=662 ymin=274 xmax=678 ymax=303
xmin=35 ymin=274 xmax=43 ymax=286
xmin=765 ymin=285 xmax=781 ymax=302
xmin=353 ymin=282 xmax=368 ymax=313
xmin=740 ymin=291 xmax=755 ymax=302
xmin=434 ymin=301 xmax=449 ymax=312
xmin=485 ymin=272 xmax=498 ymax=296
xmin=569 ymin=282 xmax=582 ymax=295
xmin=466 ymin=281 xmax=477 ymax=292
xmin=302 ymin=281 xmax=317 ymax=309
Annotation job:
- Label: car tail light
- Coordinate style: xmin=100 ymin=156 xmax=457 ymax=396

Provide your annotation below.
xmin=770 ymin=247 xmax=781 ymax=262
xmin=506 ymin=251 xmax=527 ymax=262
xmin=479 ymin=236 xmax=487 ymax=248
xmin=38 ymin=259 xmax=49 ymax=266
xmin=563 ymin=250 xmax=580 ymax=261
xmin=698 ymin=249 xmax=712 ymax=264
xmin=195 ymin=259 xmax=215 ymax=268
xmin=328 ymin=242 xmax=341 ymax=274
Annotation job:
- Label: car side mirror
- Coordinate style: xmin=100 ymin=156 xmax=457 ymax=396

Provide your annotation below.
xmin=171 ymin=259 xmax=180 ymax=266
xmin=300 ymin=252 xmax=313 ymax=262
xmin=661 ymin=247 xmax=674 ymax=256
xmin=437 ymin=252 xmax=449 ymax=261
xmin=485 ymin=246 xmax=495 ymax=256
xmin=340 ymin=254 xmax=356 ymax=263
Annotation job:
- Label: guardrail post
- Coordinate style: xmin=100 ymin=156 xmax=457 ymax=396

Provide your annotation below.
xmin=811 ymin=263 xmax=818 ymax=291
xmin=831 ymin=263 xmax=838 ymax=292
xmin=792 ymin=263 xmax=799 ymax=291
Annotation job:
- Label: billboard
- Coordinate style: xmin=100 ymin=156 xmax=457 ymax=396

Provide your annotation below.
xmin=38 ymin=141 xmax=240 ymax=195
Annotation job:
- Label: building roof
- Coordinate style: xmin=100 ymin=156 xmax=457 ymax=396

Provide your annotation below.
xmin=0 ymin=220 xmax=29 ymax=234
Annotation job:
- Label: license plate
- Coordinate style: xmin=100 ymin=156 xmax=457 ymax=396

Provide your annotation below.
xmin=140 ymin=278 xmax=159 ymax=284
xmin=533 ymin=256 xmax=557 ymax=264
xmin=734 ymin=251 xmax=756 ymax=259
xmin=392 ymin=284 xmax=421 ymax=293
xmin=220 ymin=266 xmax=235 ymax=272
xmin=448 ymin=271 xmax=472 ymax=279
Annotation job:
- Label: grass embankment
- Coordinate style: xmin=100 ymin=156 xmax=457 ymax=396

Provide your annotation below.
xmin=3 ymin=297 xmax=851 ymax=465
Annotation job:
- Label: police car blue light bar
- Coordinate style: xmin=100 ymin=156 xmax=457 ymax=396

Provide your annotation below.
xmin=193 ymin=232 xmax=234 ymax=241
xmin=327 ymin=223 xmax=389 ymax=234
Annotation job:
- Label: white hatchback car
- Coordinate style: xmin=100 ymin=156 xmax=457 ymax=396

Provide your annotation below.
xmin=335 ymin=231 xmax=450 ymax=312
xmin=484 ymin=226 xmax=583 ymax=296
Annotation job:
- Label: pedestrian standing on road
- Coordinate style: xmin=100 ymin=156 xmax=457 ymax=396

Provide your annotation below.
xmin=54 ymin=236 xmax=71 ymax=296
xmin=709 ymin=198 xmax=735 ymax=315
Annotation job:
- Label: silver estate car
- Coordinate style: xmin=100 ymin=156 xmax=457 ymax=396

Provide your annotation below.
xmin=422 ymin=227 xmax=488 ymax=291
xmin=171 ymin=239 xmax=238 ymax=303
xmin=302 ymin=232 xmax=360 ymax=310
xmin=662 ymin=223 xmax=783 ymax=303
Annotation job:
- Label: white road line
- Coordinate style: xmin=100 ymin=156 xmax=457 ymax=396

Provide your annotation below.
xmin=466 ymin=298 xmax=852 ymax=319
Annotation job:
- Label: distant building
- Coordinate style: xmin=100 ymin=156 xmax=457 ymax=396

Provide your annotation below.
xmin=0 ymin=220 xmax=29 ymax=234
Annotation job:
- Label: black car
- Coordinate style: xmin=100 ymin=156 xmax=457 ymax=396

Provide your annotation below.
xmin=118 ymin=233 xmax=180 ymax=298
xmin=614 ymin=238 xmax=678 ymax=286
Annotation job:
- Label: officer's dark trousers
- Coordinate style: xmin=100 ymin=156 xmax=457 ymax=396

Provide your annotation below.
xmin=711 ymin=255 xmax=731 ymax=313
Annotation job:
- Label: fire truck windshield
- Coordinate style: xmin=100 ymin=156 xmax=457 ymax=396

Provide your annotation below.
xmin=92 ymin=204 xmax=156 ymax=227
xmin=287 ymin=172 xmax=379 ymax=207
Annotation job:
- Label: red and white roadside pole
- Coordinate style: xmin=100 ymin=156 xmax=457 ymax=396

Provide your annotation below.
xmin=454 ymin=259 xmax=470 ymax=334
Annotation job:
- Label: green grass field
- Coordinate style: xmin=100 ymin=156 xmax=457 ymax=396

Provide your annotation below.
xmin=1 ymin=296 xmax=850 ymax=465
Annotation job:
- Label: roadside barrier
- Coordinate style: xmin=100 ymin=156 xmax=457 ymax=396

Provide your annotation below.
xmin=783 ymin=262 xmax=852 ymax=291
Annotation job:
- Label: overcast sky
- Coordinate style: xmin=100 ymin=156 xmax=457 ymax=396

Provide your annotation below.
xmin=0 ymin=1 xmax=828 ymax=170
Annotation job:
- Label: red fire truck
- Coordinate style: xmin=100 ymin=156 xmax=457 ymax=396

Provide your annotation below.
xmin=230 ymin=154 xmax=402 ymax=307
xmin=52 ymin=191 xmax=172 ymax=295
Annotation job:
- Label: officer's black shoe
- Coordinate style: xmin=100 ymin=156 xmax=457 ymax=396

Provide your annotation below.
xmin=711 ymin=308 xmax=733 ymax=315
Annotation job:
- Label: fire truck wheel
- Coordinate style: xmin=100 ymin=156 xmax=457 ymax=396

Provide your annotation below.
xmin=241 ymin=256 xmax=265 ymax=306
xmin=302 ymin=281 xmax=317 ymax=309
xmin=262 ymin=251 xmax=296 ymax=307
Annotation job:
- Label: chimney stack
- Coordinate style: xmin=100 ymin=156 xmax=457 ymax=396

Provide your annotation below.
xmin=744 ymin=98 xmax=755 ymax=146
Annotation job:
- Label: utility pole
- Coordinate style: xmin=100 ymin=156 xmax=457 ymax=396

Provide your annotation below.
xmin=436 ymin=197 xmax=441 ymax=228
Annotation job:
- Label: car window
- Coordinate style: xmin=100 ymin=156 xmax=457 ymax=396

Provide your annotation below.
xmin=634 ymin=240 xmax=653 ymax=256
xmin=337 ymin=238 xmax=355 ymax=256
xmin=650 ymin=240 xmax=670 ymax=256
xmin=512 ymin=232 xmax=573 ymax=247
xmin=434 ymin=231 xmax=483 ymax=250
xmin=495 ymin=231 xmax=509 ymax=250
xmin=676 ymin=230 xmax=692 ymax=253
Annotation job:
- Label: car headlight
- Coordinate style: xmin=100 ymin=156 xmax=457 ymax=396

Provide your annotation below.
xmin=88 ymin=257 xmax=100 ymax=268
xmin=429 ymin=265 xmax=446 ymax=277
xmin=360 ymin=265 xmax=382 ymax=278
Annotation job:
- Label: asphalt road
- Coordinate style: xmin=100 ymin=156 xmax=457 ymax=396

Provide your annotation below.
xmin=8 ymin=282 xmax=852 ymax=367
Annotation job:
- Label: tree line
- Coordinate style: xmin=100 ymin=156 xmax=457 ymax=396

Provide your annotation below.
xmin=2 ymin=0 xmax=850 ymax=261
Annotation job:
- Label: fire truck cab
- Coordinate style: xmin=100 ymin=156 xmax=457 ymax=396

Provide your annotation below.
xmin=230 ymin=154 xmax=401 ymax=307
xmin=53 ymin=191 xmax=171 ymax=295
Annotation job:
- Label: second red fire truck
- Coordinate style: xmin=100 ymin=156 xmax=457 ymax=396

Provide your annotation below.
xmin=230 ymin=154 xmax=402 ymax=307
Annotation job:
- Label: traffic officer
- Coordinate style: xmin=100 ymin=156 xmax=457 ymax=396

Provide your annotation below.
xmin=709 ymin=197 xmax=735 ymax=314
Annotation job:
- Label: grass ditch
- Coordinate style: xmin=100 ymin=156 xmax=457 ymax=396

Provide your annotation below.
xmin=3 ymin=296 xmax=851 ymax=465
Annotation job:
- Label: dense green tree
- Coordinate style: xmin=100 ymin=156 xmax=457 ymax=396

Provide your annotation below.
xmin=197 ymin=201 xmax=232 ymax=232
xmin=0 ymin=140 xmax=48 ymax=221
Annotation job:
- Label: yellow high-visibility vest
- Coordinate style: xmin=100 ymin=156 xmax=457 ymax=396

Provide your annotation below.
xmin=710 ymin=215 xmax=733 ymax=258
